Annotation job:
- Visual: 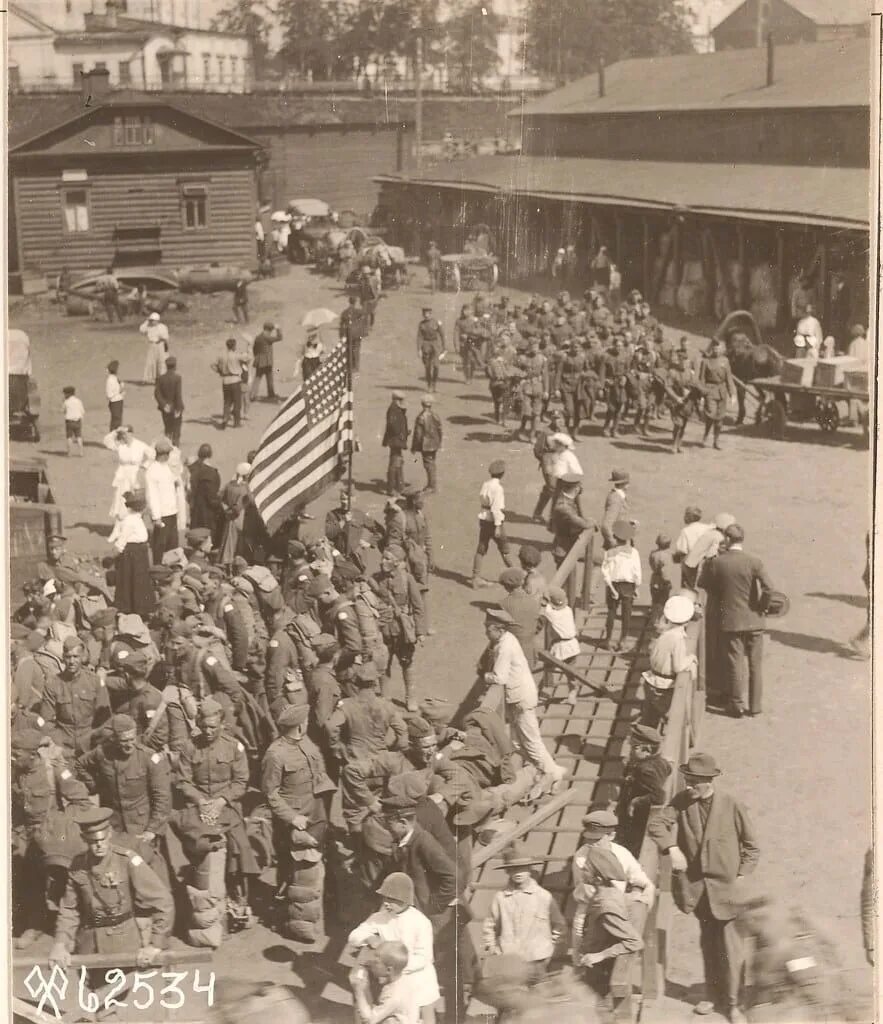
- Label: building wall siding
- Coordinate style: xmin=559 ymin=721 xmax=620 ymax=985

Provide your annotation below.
xmin=13 ymin=159 xmax=256 ymax=274
xmin=522 ymin=108 xmax=870 ymax=168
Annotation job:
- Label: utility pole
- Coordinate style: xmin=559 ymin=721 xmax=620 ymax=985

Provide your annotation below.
xmin=415 ymin=34 xmax=423 ymax=172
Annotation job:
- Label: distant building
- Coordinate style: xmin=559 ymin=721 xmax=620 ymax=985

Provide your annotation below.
xmin=8 ymin=0 xmax=252 ymax=92
xmin=376 ymin=38 xmax=870 ymax=337
xmin=8 ymin=69 xmax=263 ymax=280
xmin=712 ymin=0 xmax=870 ymax=50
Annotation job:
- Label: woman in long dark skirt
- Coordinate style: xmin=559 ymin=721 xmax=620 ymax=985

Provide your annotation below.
xmin=188 ymin=443 xmax=222 ymax=532
xmin=110 ymin=489 xmax=155 ymax=617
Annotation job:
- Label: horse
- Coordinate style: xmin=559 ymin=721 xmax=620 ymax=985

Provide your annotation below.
xmin=715 ymin=310 xmax=784 ymax=424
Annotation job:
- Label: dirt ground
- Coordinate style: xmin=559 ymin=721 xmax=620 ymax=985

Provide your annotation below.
xmin=8 ymin=262 xmax=873 ymax=1020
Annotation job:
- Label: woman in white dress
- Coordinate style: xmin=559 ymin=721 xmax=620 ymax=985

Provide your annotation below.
xmin=103 ymin=426 xmax=154 ymax=521
xmin=349 ymin=872 xmax=440 ymax=1024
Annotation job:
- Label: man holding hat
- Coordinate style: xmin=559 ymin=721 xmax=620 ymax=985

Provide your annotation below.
xmin=642 ymin=594 xmax=698 ymax=728
xmin=411 ymin=395 xmax=443 ymax=493
xmin=416 ymin=307 xmax=445 ymax=392
xmin=154 ymin=355 xmax=184 ymax=444
xmin=473 ymin=460 xmax=516 ymax=588
xmin=40 ymin=637 xmax=111 ymax=757
xmin=649 ymin=753 xmax=759 ymax=1021
xmin=383 ymin=391 xmax=409 ymax=495
xmin=483 ymin=842 xmax=565 ymax=985
xmin=50 ymin=806 xmax=173 ymax=970
xmin=76 ymin=713 xmax=171 ymax=851
xmin=601 ymin=469 xmax=632 ymax=550
xmin=615 ymin=724 xmax=672 ymax=855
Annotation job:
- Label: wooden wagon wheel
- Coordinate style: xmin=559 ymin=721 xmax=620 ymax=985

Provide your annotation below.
xmin=816 ymin=400 xmax=840 ymax=433
xmin=766 ymin=397 xmax=787 ymax=439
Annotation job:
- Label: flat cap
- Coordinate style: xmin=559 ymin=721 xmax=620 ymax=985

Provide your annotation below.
xmin=485 ymin=607 xmax=516 ymax=626
xmin=75 ymin=806 xmax=115 ymax=834
xmin=546 ymin=585 xmax=567 ymax=605
xmin=384 ymin=544 xmax=406 ymax=562
xmin=582 ymin=809 xmax=619 ymax=830
xmin=111 ymin=713 xmax=137 ymax=735
xmin=488 ymin=460 xmax=506 ymax=476
xmin=499 ymin=568 xmax=526 ymax=588
xmin=612 ymin=519 xmax=635 ymax=542
xmin=420 ymin=394 xmax=434 ymax=406
xmin=380 ymin=792 xmax=418 ymax=813
xmin=288 ymin=540 xmax=307 ymax=558
xmin=278 ymin=704 xmax=310 ymax=729
xmin=306 ymin=574 xmax=333 ymax=598
xmin=387 ymin=771 xmax=429 ymax=802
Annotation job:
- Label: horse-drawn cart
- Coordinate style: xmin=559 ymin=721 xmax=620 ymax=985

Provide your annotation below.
xmin=440 ymin=252 xmax=498 ymax=292
xmin=751 ymin=375 xmax=869 ymax=440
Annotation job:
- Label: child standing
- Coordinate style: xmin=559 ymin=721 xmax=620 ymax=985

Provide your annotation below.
xmin=62 ymin=386 xmax=85 ymax=457
xmin=351 ymin=940 xmax=420 ymax=1024
xmin=542 ymin=586 xmax=581 ymax=704
xmin=600 ymin=520 xmax=641 ymax=653
xmin=648 ymin=533 xmax=674 ymax=624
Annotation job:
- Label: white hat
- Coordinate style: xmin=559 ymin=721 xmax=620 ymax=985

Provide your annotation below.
xmin=236 ymin=462 xmax=252 ymax=477
xmin=663 ymin=595 xmax=694 ymax=625
xmin=148 ymin=312 xmax=160 ymax=322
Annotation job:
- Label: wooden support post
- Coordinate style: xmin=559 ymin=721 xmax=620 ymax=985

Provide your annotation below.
xmin=471 ymin=788 xmax=575 ymax=871
xmin=642 ymin=217 xmax=652 ymax=298
xmin=615 ymin=211 xmax=624 ymax=265
xmin=581 ymin=531 xmax=595 ymax=611
xmin=776 ymin=228 xmax=787 ymax=328
xmin=737 ymin=223 xmax=749 ymax=308
xmin=819 ymin=235 xmax=829 ymax=325
xmin=672 ymin=219 xmax=682 ymax=296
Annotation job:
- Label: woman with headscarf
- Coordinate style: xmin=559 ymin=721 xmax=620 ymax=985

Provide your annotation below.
xmin=109 ymin=489 xmax=155 ymax=617
xmin=187 ymin=443 xmax=222 ymax=533
xmin=103 ymin=426 xmax=155 ymax=522
xmin=577 ymin=845 xmax=643 ymax=1001
xmin=217 ymin=462 xmax=253 ymax=568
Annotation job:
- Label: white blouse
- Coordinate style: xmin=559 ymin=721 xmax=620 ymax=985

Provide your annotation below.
xmin=110 ymin=511 xmax=149 ymax=553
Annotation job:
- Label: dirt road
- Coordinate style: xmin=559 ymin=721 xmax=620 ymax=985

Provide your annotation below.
xmin=10 ymin=263 xmax=872 ymax=1018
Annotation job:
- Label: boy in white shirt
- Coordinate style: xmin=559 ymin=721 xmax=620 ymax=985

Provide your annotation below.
xmin=472 ymin=459 xmax=516 ymax=589
xmin=352 ymin=941 xmax=419 ymax=1024
xmin=601 ymin=519 xmax=641 ymax=653
xmin=62 ymin=386 xmax=85 ymax=457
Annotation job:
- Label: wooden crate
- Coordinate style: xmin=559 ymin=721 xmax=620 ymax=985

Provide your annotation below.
xmin=781 ymin=358 xmax=815 ymax=386
xmin=814 ymin=356 xmax=860 ymax=387
xmin=844 ymin=369 xmax=870 ymax=393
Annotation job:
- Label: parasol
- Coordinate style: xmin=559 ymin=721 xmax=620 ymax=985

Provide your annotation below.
xmin=301 ymin=308 xmax=339 ymax=329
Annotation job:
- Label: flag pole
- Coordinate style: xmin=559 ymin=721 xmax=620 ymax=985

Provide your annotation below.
xmin=344 ymin=324 xmax=354 ymax=504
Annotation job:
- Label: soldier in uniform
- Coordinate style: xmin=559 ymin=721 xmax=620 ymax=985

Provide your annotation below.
xmin=265 ymin=611 xmax=309 ymax=708
xmin=324 ymin=489 xmax=377 ymax=570
xmin=75 ymin=714 xmax=171 ymax=878
xmin=202 ymin=569 xmax=249 ymax=673
xmin=371 ymin=545 xmax=426 ymax=711
xmin=416 ymin=307 xmax=445 ymax=393
xmin=261 ymin=704 xmax=336 ymax=937
xmin=600 ymin=337 xmax=629 ymax=437
xmin=411 ymin=395 xmax=443 ymax=493
xmin=661 ymin=348 xmax=703 ymax=454
xmin=555 ymin=341 xmax=586 ymax=437
xmin=698 ymin=337 xmax=735 ymax=450
xmin=309 ymin=574 xmax=365 ymax=662
xmin=326 ymin=661 xmax=408 ymax=763
xmin=49 ymin=806 xmax=173 ymax=979
xmin=173 ymin=697 xmax=260 ymax=919
xmin=382 ymin=391 xmax=409 ymax=496
xmin=401 ymin=486 xmax=435 ymax=631
xmin=40 ymin=636 xmax=111 ymax=758
xmin=615 ymin=723 xmax=672 ymax=856
xmin=107 ymin=648 xmax=169 ymax=750
xmin=487 ymin=338 xmax=516 ymax=427
xmin=515 ymin=341 xmax=549 ymax=441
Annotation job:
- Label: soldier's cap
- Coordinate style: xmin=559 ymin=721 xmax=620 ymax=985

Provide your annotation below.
xmin=407 ymin=715 xmax=434 ymax=740
xmin=288 ymin=540 xmax=307 ymax=558
xmin=612 ymin=519 xmax=635 ymax=542
xmin=354 ymin=661 xmax=379 ymax=685
xmin=380 ymin=792 xmax=419 ymax=814
xmin=631 ymin=723 xmax=663 ymax=746
xmin=115 ymin=648 xmax=149 ymax=672
xmin=312 ymin=633 xmax=338 ymax=651
xmin=230 ymin=575 xmax=254 ymax=594
xmin=383 ymin=543 xmax=406 ymax=562
xmin=387 ymin=771 xmax=429 ymax=802
xmin=186 ymin=528 xmax=212 ymax=546
xmin=198 ymin=696 xmax=224 ymax=719
xmin=277 ymin=704 xmax=310 ymax=729
xmin=202 ymin=565 xmax=226 ymax=581
xmin=170 ymin=619 xmax=193 ymax=639
xmin=111 ymin=713 xmax=137 ymax=736
xmin=518 ymin=544 xmax=541 ymax=568
xmin=582 ymin=844 xmax=626 ymax=882
xmin=663 ymin=594 xmax=694 ymax=625
xmin=453 ymin=796 xmax=497 ymax=827
xmin=499 ymin=567 xmax=526 ymax=588
xmin=391 ymin=389 xmax=405 ymax=400
xmin=149 ymin=565 xmax=175 ymax=582
xmin=48 ymin=533 xmax=67 ymax=543
xmin=306 ymin=574 xmax=333 ymax=598
xmin=75 ymin=806 xmax=115 ymax=835
xmin=12 ymin=729 xmax=49 ymax=752
xmin=376 ymin=872 xmax=414 ymax=904
xmin=419 ymin=697 xmax=452 ymax=724
xmin=420 ymin=394 xmax=434 ymax=406
xmin=485 ymin=607 xmax=516 ymax=627
xmin=331 ymin=559 xmax=361 ymax=584
xmin=117 ymin=613 xmax=150 ymax=644
xmin=581 ymin=809 xmax=619 ymax=831
xmin=488 ymin=459 xmax=506 ymax=476
xmin=62 ymin=635 xmax=84 ymax=653
xmin=559 ymin=472 xmax=582 ymax=487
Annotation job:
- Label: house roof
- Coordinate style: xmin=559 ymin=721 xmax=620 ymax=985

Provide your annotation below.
xmin=513 ymin=37 xmax=870 ymax=117
xmin=765 ymin=0 xmax=869 ymax=26
xmin=376 ymin=154 xmax=869 ymax=230
xmin=9 ymin=99 xmax=264 ymax=154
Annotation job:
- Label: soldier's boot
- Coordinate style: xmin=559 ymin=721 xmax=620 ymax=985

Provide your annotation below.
xmin=471 ymin=553 xmax=491 ymax=589
xmin=713 ymin=422 xmax=723 ymax=450
xmin=701 ymin=420 xmax=713 ymax=447
xmin=403 ymin=667 xmax=419 ymax=712
xmin=610 ymin=410 xmax=621 ymax=437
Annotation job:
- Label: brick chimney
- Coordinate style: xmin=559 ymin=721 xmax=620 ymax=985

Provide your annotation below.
xmin=81 ymin=66 xmax=112 ymax=103
xmin=105 ymin=0 xmax=120 ymax=29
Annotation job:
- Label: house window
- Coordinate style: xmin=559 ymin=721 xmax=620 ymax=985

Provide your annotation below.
xmin=217 ymin=56 xmax=226 ymax=82
xmin=181 ymin=185 xmax=208 ymax=229
xmin=113 ymin=115 xmax=155 ymax=146
xmin=63 ymin=188 xmax=90 ymax=233
xmin=94 ymin=61 xmax=107 ymax=70
xmin=119 ymin=61 xmax=131 ymax=85
xmin=72 ymin=62 xmax=84 ymax=84
xmin=202 ymin=53 xmax=211 ymax=82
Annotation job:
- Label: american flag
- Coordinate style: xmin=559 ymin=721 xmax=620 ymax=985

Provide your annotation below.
xmin=249 ymin=342 xmax=354 ymax=534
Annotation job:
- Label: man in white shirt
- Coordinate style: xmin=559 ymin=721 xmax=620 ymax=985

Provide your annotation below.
xmin=145 ymin=437 xmax=181 ymax=562
xmin=793 ymin=304 xmax=823 ymax=358
xmin=673 ymin=506 xmax=711 ymax=588
xmin=105 ymin=359 xmax=125 ymax=432
xmin=480 ymin=608 xmax=565 ymax=791
xmin=472 ymin=460 xmax=516 ymax=589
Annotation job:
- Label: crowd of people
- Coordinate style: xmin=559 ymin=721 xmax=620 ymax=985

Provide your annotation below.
xmin=11 ymin=246 xmax=869 ymax=1024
